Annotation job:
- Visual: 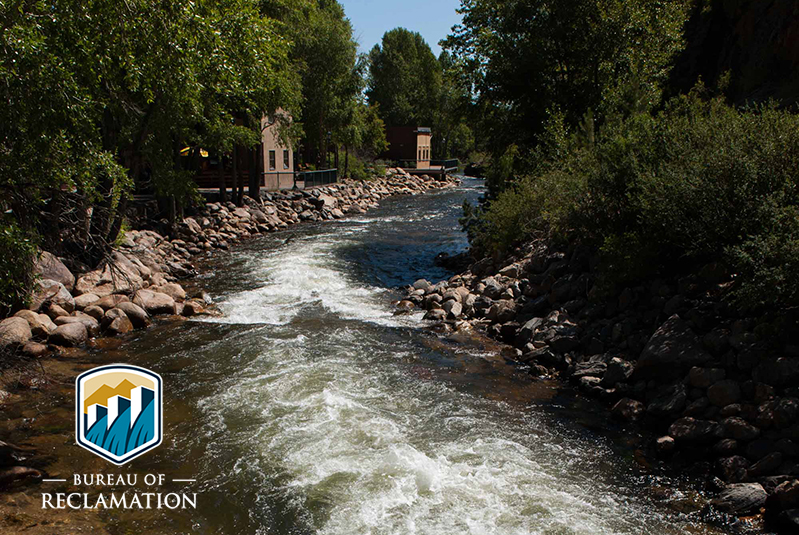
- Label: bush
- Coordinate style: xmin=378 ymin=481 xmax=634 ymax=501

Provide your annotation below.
xmin=0 ymin=218 xmax=38 ymax=315
xmin=472 ymin=93 xmax=799 ymax=309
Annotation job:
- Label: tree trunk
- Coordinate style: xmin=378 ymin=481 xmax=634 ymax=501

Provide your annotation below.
xmin=344 ymin=146 xmax=349 ymax=178
xmin=249 ymin=144 xmax=260 ymax=199
xmin=232 ymin=145 xmax=240 ymax=206
xmin=218 ymin=153 xmax=227 ymax=203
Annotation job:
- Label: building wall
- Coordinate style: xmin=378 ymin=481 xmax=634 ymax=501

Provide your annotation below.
xmin=416 ymin=132 xmax=431 ymax=169
xmin=262 ymin=114 xmax=294 ymax=190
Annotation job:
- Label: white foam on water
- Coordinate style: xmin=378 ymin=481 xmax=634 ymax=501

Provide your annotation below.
xmin=202 ymin=233 xmax=399 ymax=327
xmin=199 ymin=327 xmax=703 ymax=535
xmin=193 ymin=191 xmax=716 ymax=534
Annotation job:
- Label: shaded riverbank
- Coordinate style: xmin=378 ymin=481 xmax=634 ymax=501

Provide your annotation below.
xmin=0 ymin=179 xmax=752 ymax=534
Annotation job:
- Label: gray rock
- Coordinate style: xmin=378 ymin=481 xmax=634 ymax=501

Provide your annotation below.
xmin=423 ymin=309 xmax=447 ymax=321
xmin=634 ymin=315 xmax=711 ymax=380
xmin=711 ymin=483 xmax=767 ymax=515
xmin=154 ymin=282 xmax=186 ymax=301
xmin=73 ymin=293 xmax=100 ymax=310
xmin=442 ymin=300 xmax=463 ymax=319
xmin=133 ymin=290 xmax=177 ymax=316
xmin=412 ymin=279 xmax=431 ymax=291
xmin=104 ymin=309 xmax=134 ymax=336
xmin=669 ymin=417 xmax=722 ymax=443
xmin=481 ymin=277 xmax=505 ymax=299
xmin=656 ymin=436 xmax=676 ymax=454
xmin=602 ymin=357 xmax=633 ymax=387
xmin=13 ymin=310 xmax=52 ymax=339
xmin=21 ymin=341 xmax=49 ymax=358
xmin=748 ymin=452 xmax=783 ymax=477
xmin=487 ymin=300 xmax=516 ymax=324
xmin=54 ymin=315 xmax=99 ymax=337
xmin=116 ymin=302 xmax=150 ymax=329
xmin=723 ymin=417 xmax=761 ymax=441
xmin=35 ymin=251 xmax=75 ymax=291
xmin=0 ymin=317 xmax=32 ymax=349
xmin=95 ymin=294 xmax=130 ymax=311
xmin=549 ymin=335 xmax=580 ymax=354
xmin=717 ymin=455 xmax=750 ymax=482
xmin=49 ymin=322 xmax=88 ymax=347
xmin=83 ymin=305 xmax=105 ymax=321
xmin=708 ymin=380 xmax=742 ymax=407
xmin=31 ymin=279 xmax=75 ymax=313
xmin=688 ymin=367 xmax=726 ymax=389
xmin=767 ymin=480 xmax=799 ymax=512
xmin=753 ymin=357 xmax=799 ymax=388
xmin=612 ymin=398 xmax=645 ymax=422
xmin=572 ymin=356 xmax=607 ymax=379
xmin=647 ymin=383 xmax=687 ymax=416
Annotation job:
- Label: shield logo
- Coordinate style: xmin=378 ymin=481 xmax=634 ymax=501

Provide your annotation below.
xmin=75 ymin=364 xmax=163 ymax=465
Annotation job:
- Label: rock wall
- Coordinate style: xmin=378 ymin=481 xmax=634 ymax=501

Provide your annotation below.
xmin=406 ymin=240 xmax=799 ymax=531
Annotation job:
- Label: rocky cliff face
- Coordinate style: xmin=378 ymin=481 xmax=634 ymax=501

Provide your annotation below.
xmin=669 ymin=0 xmax=799 ymax=105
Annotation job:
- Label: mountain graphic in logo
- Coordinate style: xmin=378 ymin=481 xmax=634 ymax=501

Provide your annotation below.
xmin=76 ymin=365 xmax=162 ymax=465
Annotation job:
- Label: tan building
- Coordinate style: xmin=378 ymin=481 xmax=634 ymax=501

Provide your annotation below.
xmin=262 ymin=113 xmax=294 ymax=190
xmin=384 ymin=126 xmax=432 ymax=168
xmin=192 ymin=111 xmax=294 ymax=193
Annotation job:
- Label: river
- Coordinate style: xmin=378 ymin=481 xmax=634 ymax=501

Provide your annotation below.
xmin=36 ymin=178 xmax=737 ymax=534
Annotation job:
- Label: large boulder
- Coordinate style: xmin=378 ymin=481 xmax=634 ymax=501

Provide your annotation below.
xmin=31 ymin=279 xmax=75 ymax=313
xmin=0 ymin=317 xmax=32 ymax=350
xmin=154 ymin=283 xmax=186 ymax=301
xmin=133 ymin=290 xmax=176 ymax=316
xmin=49 ymin=323 xmax=88 ymax=347
xmin=13 ymin=310 xmax=54 ymax=339
xmin=710 ymin=483 xmax=767 ymax=515
xmin=669 ymin=417 xmax=722 ymax=443
xmin=73 ymin=293 xmax=100 ymax=310
xmin=34 ymin=251 xmax=75 ymax=291
xmin=102 ymin=309 xmax=133 ymax=336
xmin=602 ymin=357 xmax=634 ymax=387
xmin=708 ymin=380 xmax=742 ymax=407
xmin=115 ymin=302 xmax=150 ymax=329
xmin=95 ymin=294 xmax=130 ymax=311
xmin=634 ymin=315 xmax=711 ymax=380
xmin=54 ymin=315 xmax=100 ymax=337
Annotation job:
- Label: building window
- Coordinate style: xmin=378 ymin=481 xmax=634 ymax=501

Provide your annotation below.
xmin=268 ymin=150 xmax=276 ymax=171
xmin=283 ymin=149 xmax=290 ymax=169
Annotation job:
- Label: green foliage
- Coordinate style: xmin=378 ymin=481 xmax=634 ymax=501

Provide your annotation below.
xmin=367 ymin=28 xmax=442 ymax=127
xmin=473 ymin=92 xmax=799 ymax=309
xmin=0 ymin=218 xmax=37 ymax=314
xmin=444 ymin=0 xmax=690 ymax=189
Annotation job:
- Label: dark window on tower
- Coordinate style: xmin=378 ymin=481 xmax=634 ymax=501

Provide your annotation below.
xmin=269 ymin=150 xmax=276 ymax=171
xmin=283 ymin=149 xmax=290 ymax=169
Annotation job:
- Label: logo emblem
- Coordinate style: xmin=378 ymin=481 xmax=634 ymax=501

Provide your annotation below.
xmin=75 ymin=364 xmax=162 ymax=465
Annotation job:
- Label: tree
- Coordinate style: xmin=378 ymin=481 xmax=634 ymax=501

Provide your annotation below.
xmin=443 ymin=0 xmax=688 ymax=178
xmin=367 ymin=28 xmax=442 ymax=127
xmin=0 ymin=0 xmax=299 ymax=308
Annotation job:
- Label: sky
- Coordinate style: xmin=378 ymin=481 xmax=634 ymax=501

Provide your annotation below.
xmin=339 ymin=0 xmax=463 ymax=57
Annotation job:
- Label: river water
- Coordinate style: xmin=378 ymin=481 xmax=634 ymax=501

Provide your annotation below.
xmin=85 ymin=178 xmax=732 ymax=534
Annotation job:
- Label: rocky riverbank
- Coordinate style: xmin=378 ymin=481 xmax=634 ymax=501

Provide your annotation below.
xmin=0 ymin=169 xmax=459 ymax=489
xmin=403 ymin=240 xmax=799 ymax=532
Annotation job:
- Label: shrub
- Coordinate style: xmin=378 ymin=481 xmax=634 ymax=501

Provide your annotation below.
xmin=472 ymin=93 xmax=799 ymax=309
xmin=0 ymin=218 xmax=38 ymax=315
